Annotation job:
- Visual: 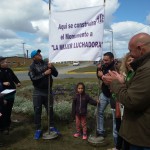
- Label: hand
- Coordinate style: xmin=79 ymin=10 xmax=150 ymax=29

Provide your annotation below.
xmin=4 ymin=100 xmax=7 ymax=105
xmin=3 ymin=82 xmax=10 ymax=86
xmin=17 ymin=83 xmax=21 ymax=87
xmin=98 ymin=71 xmax=103 ymax=78
xmin=0 ymin=113 xmax=2 ymax=117
xmin=44 ymin=69 xmax=52 ymax=75
xmin=117 ymin=73 xmax=125 ymax=84
xmin=96 ymin=99 xmax=100 ymax=104
xmin=102 ymin=70 xmax=119 ymax=85
xmin=48 ymin=63 xmax=53 ymax=69
xmin=109 ymin=71 xmax=125 ymax=83
xmin=97 ymin=63 xmax=102 ymax=69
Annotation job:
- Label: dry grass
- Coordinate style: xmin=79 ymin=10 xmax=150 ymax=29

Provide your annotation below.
xmin=0 ymin=79 xmax=114 ymax=150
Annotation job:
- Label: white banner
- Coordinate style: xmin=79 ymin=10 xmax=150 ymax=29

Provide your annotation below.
xmin=49 ymin=6 xmax=105 ymax=62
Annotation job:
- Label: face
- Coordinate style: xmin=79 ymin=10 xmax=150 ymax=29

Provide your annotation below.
xmin=0 ymin=59 xmax=8 ymax=68
xmin=103 ymin=55 xmax=113 ymax=66
xmin=126 ymin=56 xmax=134 ymax=70
xmin=128 ymin=44 xmax=141 ymax=59
xmin=77 ymin=84 xmax=84 ymax=94
xmin=33 ymin=52 xmax=42 ymax=61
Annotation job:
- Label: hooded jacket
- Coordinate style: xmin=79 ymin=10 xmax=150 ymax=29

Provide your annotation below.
xmin=72 ymin=93 xmax=97 ymax=117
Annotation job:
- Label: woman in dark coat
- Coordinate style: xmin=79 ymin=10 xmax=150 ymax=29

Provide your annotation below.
xmin=0 ymin=57 xmax=21 ymax=134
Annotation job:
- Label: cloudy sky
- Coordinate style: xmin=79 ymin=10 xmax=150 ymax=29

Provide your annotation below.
xmin=0 ymin=0 xmax=150 ymax=58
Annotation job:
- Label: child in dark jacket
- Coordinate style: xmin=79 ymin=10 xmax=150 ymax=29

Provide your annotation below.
xmin=72 ymin=82 xmax=99 ymax=140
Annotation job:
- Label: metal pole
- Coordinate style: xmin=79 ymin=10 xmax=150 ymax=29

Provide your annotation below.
xmin=48 ymin=75 xmax=50 ymax=134
xmin=105 ymin=29 xmax=113 ymax=54
xmin=110 ymin=42 xmax=112 ymax=52
xmin=104 ymin=0 xmax=106 ymax=5
xmin=108 ymin=30 xmax=113 ymax=54
xmin=22 ymin=42 xmax=26 ymax=64
xmin=42 ymin=0 xmax=58 ymax=140
xmin=111 ymin=30 xmax=113 ymax=54
xmin=48 ymin=0 xmax=51 ymax=135
xmin=26 ymin=50 xmax=28 ymax=59
xmin=96 ymin=78 xmax=101 ymax=135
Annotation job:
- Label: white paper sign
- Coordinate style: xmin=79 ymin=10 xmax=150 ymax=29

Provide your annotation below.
xmin=49 ymin=5 xmax=105 ymax=62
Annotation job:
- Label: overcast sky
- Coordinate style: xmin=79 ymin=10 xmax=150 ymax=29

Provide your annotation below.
xmin=0 ymin=0 xmax=150 ymax=58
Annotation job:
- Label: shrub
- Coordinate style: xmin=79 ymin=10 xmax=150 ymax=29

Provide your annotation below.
xmin=13 ymin=80 xmax=111 ymax=122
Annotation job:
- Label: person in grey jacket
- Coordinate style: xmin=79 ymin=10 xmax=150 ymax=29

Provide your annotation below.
xmin=28 ymin=49 xmax=58 ymax=140
xmin=102 ymin=33 xmax=150 ymax=150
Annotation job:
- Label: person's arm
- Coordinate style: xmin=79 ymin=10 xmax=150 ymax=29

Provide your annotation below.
xmin=72 ymin=96 xmax=76 ymax=119
xmin=110 ymin=67 xmax=150 ymax=112
xmin=9 ymin=69 xmax=21 ymax=86
xmin=96 ymin=63 xmax=104 ymax=80
xmin=87 ymin=94 xmax=97 ymax=106
xmin=51 ymin=65 xmax=58 ymax=77
xmin=28 ymin=64 xmax=46 ymax=81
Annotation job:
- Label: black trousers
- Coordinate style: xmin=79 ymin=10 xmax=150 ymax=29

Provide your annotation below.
xmin=33 ymin=93 xmax=54 ymax=130
xmin=116 ymin=118 xmax=130 ymax=150
xmin=0 ymin=98 xmax=14 ymax=130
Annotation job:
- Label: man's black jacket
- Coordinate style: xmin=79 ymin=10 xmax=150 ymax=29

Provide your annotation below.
xmin=28 ymin=60 xmax=58 ymax=90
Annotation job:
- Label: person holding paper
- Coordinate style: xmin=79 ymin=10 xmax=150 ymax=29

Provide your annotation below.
xmin=0 ymin=95 xmax=4 ymax=147
xmin=0 ymin=56 xmax=21 ymax=134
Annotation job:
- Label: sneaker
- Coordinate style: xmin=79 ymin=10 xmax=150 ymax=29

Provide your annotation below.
xmin=73 ymin=132 xmax=81 ymax=138
xmin=82 ymin=134 xmax=87 ymax=140
xmin=50 ymin=127 xmax=61 ymax=135
xmin=34 ymin=130 xmax=42 ymax=140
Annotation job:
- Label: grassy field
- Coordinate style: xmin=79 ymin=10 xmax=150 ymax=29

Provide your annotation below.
xmin=68 ymin=66 xmax=97 ymax=73
xmin=0 ymin=79 xmax=115 ymax=150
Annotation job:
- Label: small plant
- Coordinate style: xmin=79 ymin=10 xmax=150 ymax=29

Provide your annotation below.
xmin=54 ymin=101 xmax=72 ymax=121
xmin=13 ymin=79 xmax=111 ymax=122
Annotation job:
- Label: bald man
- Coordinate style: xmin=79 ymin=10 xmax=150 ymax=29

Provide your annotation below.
xmin=102 ymin=33 xmax=150 ymax=150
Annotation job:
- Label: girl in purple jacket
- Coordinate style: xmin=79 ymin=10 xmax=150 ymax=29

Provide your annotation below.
xmin=72 ymin=82 xmax=98 ymax=140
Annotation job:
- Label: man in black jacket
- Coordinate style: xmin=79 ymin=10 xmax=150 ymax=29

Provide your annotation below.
xmin=28 ymin=49 xmax=58 ymax=140
xmin=96 ymin=52 xmax=118 ymax=146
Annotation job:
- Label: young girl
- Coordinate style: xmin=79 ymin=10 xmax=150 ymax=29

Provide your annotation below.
xmin=72 ymin=82 xmax=98 ymax=140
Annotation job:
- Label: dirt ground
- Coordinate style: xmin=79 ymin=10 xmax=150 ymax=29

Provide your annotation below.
xmin=0 ymin=113 xmax=115 ymax=150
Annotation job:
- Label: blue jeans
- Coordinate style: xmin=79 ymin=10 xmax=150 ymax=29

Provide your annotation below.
xmin=97 ymin=92 xmax=118 ymax=145
xmin=130 ymin=145 xmax=150 ymax=150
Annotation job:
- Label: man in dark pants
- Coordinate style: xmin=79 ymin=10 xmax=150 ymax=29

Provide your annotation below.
xmin=28 ymin=49 xmax=58 ymax=140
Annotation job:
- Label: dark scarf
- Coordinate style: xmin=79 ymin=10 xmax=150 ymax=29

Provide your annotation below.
xmin=131 ymin=52 xmax=150 ymax=71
